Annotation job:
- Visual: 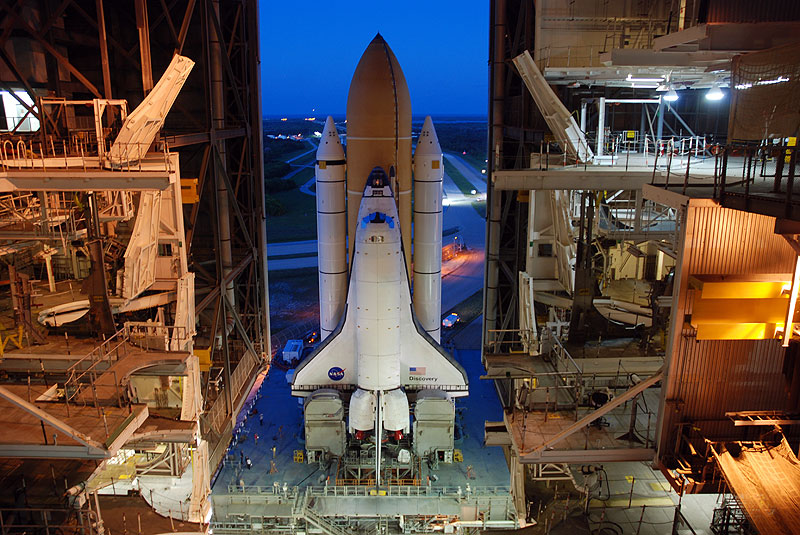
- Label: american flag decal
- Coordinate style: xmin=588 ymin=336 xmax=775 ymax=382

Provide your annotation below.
xmin=409 ymin=367 xmax=426 ymax=376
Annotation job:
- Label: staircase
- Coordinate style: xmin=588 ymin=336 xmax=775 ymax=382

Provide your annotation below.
xmin=300 ymin=500 xmax=351 ymax=535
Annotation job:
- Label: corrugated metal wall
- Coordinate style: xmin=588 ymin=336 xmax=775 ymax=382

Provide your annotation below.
xmin=663 ymin=204 xmax=796 ymax=446
xmin=701 ymin=0 xmax=800 ymax=23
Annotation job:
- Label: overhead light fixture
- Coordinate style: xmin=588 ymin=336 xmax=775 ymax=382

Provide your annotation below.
xmin=626 ymin=74 xmax=664 ymax=83
xmin=705 ymin=84 xmax=724 ymax=101
xmin=656 ymin=83 xmax=669 ymax=92
xmin=664 ymin=88 xmax=679 ymax=102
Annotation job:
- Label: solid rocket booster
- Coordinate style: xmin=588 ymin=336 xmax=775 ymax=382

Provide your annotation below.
xmin=345 ymin=34 xmax=413 ymax=277
xmin=413 ymin=117 xmax=444 ymax=342
xmin=316 ymin=117 xmax=348 ymax=340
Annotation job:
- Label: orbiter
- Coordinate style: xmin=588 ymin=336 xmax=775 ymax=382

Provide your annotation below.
xmin=291 ymin=34 xmax=467 ymax=440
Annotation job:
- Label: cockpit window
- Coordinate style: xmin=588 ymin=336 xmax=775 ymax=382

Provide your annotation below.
xmin=360 ymin=211 xmax=394 ymax=229
xmin=367 ymin=167 xmax=389 ymax=189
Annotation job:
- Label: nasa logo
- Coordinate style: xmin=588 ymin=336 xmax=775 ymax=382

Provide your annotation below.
xmin=328 ymin=367 xmax=345 ymax=381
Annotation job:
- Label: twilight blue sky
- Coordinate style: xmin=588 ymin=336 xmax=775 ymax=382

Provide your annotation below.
xmin=259 ymin=1 xmax=488 ymax=116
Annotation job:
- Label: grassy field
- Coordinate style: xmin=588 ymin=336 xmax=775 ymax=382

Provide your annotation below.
xmin=443 ymin=159 xmax=485 ymax=218
xmin=290 ymin=150 xmax=317 ymax=167
xmin=471 ymin=201 xmax=486 ymax=219
xmin=279 ymin=147 xmax=310 ymax=163
xmin=443 ymin=159 xmax=476 ymax=196
xmin=459 ymin=152 xmax=488 ymax=174
xmin=268 ymin=266 xmax=320 ymax=333
xmin=266 ymin=167 xmax=317 ymax=243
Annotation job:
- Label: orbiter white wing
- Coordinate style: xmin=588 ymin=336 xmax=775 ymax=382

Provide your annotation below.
xmin=291 ymin=308 xmax=358 ymax=396
xmin=399 ymin=307 xmax=468 ymax=397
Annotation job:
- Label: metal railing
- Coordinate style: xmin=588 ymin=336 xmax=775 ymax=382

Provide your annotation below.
xmin=206 ymin=348 xmax=262 ymax=435
xmin=125 ymin=322 xmax=190 ymax=352
xmin=0 ymin=136 xmax=173 ymax=172
xmin=537 ymin=45 xmax=605 ymax=69
xmin=225 ymin=483 xmax=512 ymax=498
xmin=485 ymin=328 xmax=536 ymax=354
xmin=64 ymin=328 xmax=129 ymax=395
xmin=712 ymin=143 xmax=800 ymax=220
xmin=0 ymin=506 xmax=100 ymax=535
xmin=58 ymin=322 xmax=190 ymax=416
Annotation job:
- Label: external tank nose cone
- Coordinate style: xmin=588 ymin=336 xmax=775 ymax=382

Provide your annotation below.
xmin=415 ymin=116 xmax=441 ymax=156
xmin=345 ymin=35 xmax=414 ymax=280
xmin=346 ymin=36 xmax=411 ymax=142
xmin=317 ymin=116 xmax=344 ymax=160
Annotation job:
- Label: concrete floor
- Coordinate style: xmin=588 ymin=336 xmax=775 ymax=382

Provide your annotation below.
xmin=587 ymin=461 xmax=716 ymax=534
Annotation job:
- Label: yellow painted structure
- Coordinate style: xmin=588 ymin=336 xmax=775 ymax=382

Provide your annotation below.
xmin=690 ymin=276 xmax=795 ymax=340
xmin=697 ymin=281 xmax=788 ymax=299
xmin=195 ymin=348 xmax=211 ymax=372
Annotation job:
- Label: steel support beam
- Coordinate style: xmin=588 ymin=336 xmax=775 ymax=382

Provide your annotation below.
xmin=1 ymin=1 xmax=102 ymax=98
xmin=95 ymin=0 xmax=112 ymax=99
xmin=521 ymin=448 xmax=656 ymax=464
xmin=135 ymin=0 xmax=154 ymax=94
xmin=0 ymin=170 xmax=171 ymax=192
xmin=522 ymin=370 xmax=663 ymax=460
xmin=0 ymin=386 xmax=107 ymax=454
xmin=493 ymin=169 xmax=658 ymax=191
xmin=0 ymin=444 xmax=109 ymax=459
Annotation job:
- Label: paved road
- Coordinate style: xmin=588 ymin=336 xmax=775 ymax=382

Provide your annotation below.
xmin=440 ymin=171 xmax=485 ymax=314
xmin=299 ymin=175 xmax=315 ymax=196
xmin=268 ymin=256 xmax=317 ymax=270
xmin=444 ymin=152 xmax=487 ymax=194
xmin=285 ymin=138 xmax=317 ymax=163
xmin=279 ymin=139 xmax=317 ymax=182
xmin=267 ymin=240 xmax=317 ymax=257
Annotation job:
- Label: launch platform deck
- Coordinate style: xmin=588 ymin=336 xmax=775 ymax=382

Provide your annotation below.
xmin=504 ymin=387 xmax=661 ymax=463
xmin=210 ymin=349 xmax=516 ymax=531
xmin=0 ymin=382 xmax=149 ymax=458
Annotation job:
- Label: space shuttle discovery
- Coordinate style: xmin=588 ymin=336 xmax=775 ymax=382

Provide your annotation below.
xmin=291 ymin=35 xmax=468 ymax=445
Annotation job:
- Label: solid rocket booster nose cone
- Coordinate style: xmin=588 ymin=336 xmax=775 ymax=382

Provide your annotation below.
xmin=415 ymin=116 xmax=442 ymax=155
xmin=317 ymin=116 xmax=345 ymax=160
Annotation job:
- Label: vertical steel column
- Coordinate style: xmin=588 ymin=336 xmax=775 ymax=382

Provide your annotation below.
xmin=135 ymin=0 xmax=154 ymax=95
xmin=656 ymin=96 xmax=665 ymax=142
xmin=246 ymin=0 xmax=271 ymax=355
xmin=596 ymin=97 xmax=606 ymax=157
xmin=208 ymin=0 xmax=235 ymax=334
xmin=95 ymin=0 xmax=112 ymax=99
xmin=580 ymin=100 xmax=588 ymax=133
xmin=484 ymin=0 xmax=506 ymax=351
